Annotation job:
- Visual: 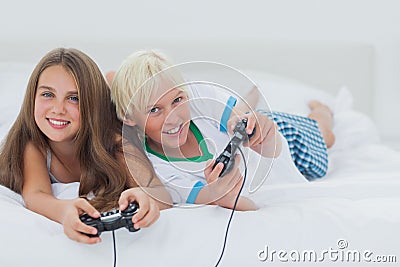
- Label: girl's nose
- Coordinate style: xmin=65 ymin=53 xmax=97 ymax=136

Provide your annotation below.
xmin=51 ymin=100 xmax=66 ymax=114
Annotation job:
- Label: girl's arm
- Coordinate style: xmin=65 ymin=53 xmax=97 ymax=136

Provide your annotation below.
xmin=22 ymin=142 xmax=101 ymax=244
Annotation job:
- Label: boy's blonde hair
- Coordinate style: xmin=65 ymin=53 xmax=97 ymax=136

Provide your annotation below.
xmin=111 ymin=49 xmax=186 ymax=121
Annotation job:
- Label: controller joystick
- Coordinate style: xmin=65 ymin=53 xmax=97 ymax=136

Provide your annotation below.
xmin=80 ymin=202 xmax=140 ymax=237
xmin=213 ymin=119 xmax=255 ymax=177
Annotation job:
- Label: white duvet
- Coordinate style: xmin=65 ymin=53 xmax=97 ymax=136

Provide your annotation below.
xmin=1 ymin=74 xmax=399 ymax=266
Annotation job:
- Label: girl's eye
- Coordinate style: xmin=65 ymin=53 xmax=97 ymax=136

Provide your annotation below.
xmin=69 ymin=95 xmax=79 ymax=102
xmin=42 ymin=92 xmax=53 ymax=98
xmin=149 ymin=107 xmax=160 ymax=113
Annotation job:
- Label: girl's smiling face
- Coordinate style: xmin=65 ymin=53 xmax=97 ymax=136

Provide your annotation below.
xmin=130 ymin=80 xmax=191 ymax=154
xmin=34 ymin=65 xmax=80 ymax=143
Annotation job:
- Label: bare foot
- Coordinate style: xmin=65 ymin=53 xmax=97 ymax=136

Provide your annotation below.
xmin=105 ymin=71 xmax=115 ymax=86
xmin=307 ymin=100 xmax=335 ymax=148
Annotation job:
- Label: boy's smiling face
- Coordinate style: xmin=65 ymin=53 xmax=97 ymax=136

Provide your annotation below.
xmin=130 ymin=80 xmax=191 ymax=154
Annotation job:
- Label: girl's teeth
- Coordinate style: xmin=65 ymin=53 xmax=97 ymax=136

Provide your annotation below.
xmin=49 ymin=119 xmax=68 ymax=126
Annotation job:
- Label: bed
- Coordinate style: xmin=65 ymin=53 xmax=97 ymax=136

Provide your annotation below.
xmin=1 ymin=41 xmax=399 ymax=266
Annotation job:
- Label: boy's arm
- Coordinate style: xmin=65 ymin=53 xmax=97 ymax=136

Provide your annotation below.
xmin=234 ymin=85 xmax=260 ymax=114
xmin=138 ymin=186 xmax=173 ymax=210
xmin=243 ymin=111 xmax=282 ymax=158
xmin=120 ymin=141 xmax=173 ymax=210
xmin=195 ymin=158 xmax=257 ymax=211
xmin=226 ymin=108 xmax=282 ymax=158
xmin=196 ymin=188 xmax=257 ymax=211
xmin=189 ymin=83 xmax=259 ymax=133
xmin=219 ymin=85 xmax=260 ymax=132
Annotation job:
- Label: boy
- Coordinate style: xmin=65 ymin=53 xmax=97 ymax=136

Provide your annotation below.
xmin=109 ymin=50 xmax=335 ymax=210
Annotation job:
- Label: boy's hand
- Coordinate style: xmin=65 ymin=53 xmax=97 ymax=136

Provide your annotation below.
xmin=61 ymin=198 xmax=101 ymax=244
xmin=118 ymin=188 xmax=160 ymax=230
xmin=203 ymin=155 xmax=244 ymax=208
xmin=228 ymin=111 xmax=280 ymax=157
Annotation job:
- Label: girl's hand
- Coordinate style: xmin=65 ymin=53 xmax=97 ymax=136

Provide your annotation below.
xmin=203 ymin=155 xmax=244 ymax=208
xmin=228 ymin=111 xmax=280 ymax=157
xmin=118 ymin=188 xmax=160 ymax=229
xmin=61 ymin=198 xmax=101 ymax=244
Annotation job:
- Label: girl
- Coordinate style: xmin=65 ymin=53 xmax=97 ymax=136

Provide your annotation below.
xmin=109 ymin=50 xmax=335 ymax=211
xmin=0 ymin=48 xmax=171 ymax=244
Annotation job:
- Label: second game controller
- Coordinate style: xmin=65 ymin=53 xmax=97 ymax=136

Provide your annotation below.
xmin=80 ymin=202 xmax=140 ymax=237
xmin=213 ymin=119 xmax=255 ymax=177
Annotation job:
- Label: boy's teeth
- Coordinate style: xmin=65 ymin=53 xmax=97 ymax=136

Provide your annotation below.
xmin=166 ymin=126 xmax=180 ymax=134
xmin=49 ymin=119 xmax=68 ymax=126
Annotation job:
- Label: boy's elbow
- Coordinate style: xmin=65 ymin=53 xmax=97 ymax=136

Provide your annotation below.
xmin=158 ymin=193 xmax=173 ymax=210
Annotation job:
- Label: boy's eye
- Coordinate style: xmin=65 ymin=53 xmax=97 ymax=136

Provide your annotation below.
xmin=173 ymin=97 xmax=182 ymax=104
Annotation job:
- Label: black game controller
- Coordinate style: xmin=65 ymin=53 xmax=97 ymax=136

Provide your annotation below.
xmin=213 ymin=118 xmax=255 ymax=177
xmin=80 ymin=202 xmax=140 ymax=237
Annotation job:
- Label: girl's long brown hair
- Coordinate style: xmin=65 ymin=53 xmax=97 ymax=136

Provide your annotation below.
xmin=0 ymin=48 xmax=136 ymax=211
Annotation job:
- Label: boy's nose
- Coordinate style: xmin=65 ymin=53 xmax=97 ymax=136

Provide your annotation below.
xmin=164 ymin=108 xmax=181 ymax=125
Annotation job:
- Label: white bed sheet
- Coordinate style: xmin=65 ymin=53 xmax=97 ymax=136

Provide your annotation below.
xmin=1 ymin=69 xmax=400 ymax=266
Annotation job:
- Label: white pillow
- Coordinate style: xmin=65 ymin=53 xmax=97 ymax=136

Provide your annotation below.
xmin=180 ymin=65 xmax=337 ymax=116
xmin=0 ymin=62 xmax=35 ymax=141
xmin=242 ymin=70 xmax=337 ymax=116
xmin=243 ymin=71 xmax=380 ymax=146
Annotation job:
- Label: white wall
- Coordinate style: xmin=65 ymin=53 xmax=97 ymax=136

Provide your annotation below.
xmin=1 ymin=0 xmax=399 ymax=145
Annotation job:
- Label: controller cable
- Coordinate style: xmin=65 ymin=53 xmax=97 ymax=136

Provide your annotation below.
xmin=112 ymin=230 xmax=117 ymax=267
xmin=108 ymin=143 xmax=247 ymax=267
xmin=215 ymin=146 xmax=247 ymax=267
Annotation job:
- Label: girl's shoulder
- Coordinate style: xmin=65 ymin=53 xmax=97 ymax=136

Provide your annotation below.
xmin=22 ymin=142 xmax=48 ymax=177
xmin=23 ymin=141 xmax=46 ymax=160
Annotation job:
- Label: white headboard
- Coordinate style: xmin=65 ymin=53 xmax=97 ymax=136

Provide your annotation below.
xmin=0 ymin=40 xmax=374 ymax=116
